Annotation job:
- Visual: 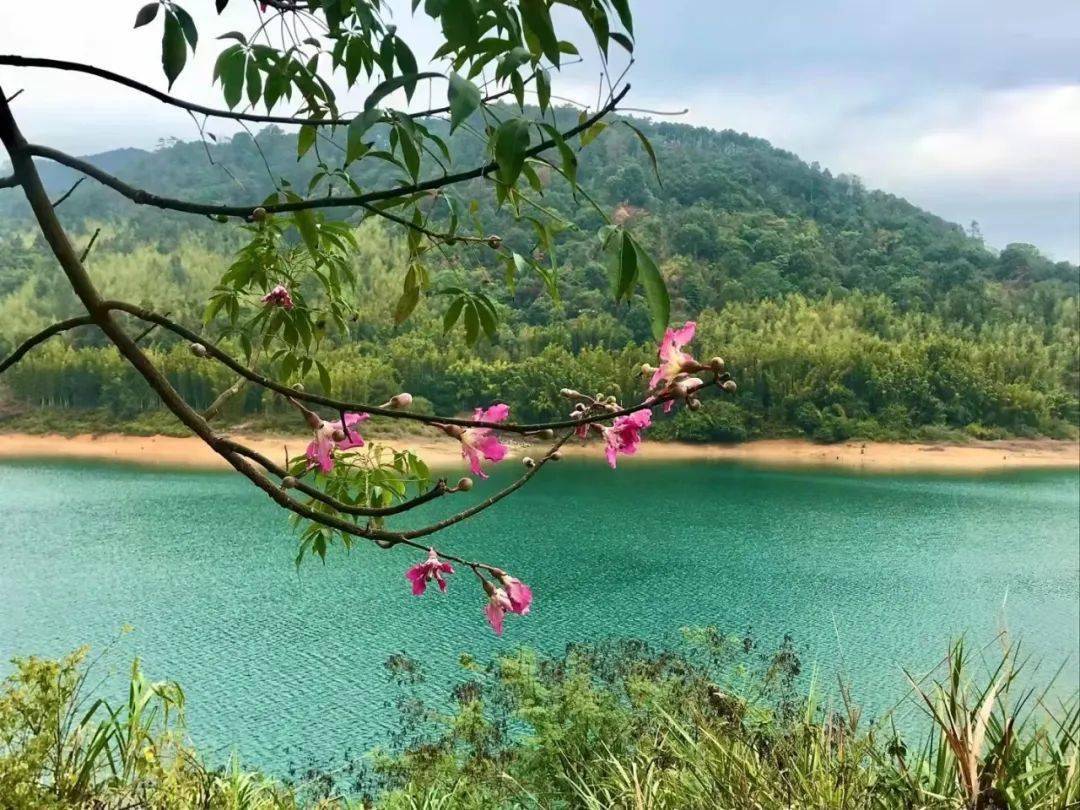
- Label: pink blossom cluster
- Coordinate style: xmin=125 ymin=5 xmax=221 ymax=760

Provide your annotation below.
xmin=260 ymin=284 xmax=295 ymax=310
xmin=570 ymin=321 xmax=706 ymax=468
xmin=405 ymin=548 xmax=532 ymax=635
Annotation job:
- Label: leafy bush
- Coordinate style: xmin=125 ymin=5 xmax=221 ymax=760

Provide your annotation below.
xmin=4 ymin=633 xmax=1075 ymax=808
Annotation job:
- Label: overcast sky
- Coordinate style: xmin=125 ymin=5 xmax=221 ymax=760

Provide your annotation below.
xmin=2 ymin=1 xmax=1078 ymax=261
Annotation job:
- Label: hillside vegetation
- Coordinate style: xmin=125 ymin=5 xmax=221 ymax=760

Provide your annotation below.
xmin=2 ymin=110 xmax=1077 ymax=441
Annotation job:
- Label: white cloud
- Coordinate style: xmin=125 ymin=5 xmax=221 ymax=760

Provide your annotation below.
xmin=624 ymin=77 xmax=1079 ymax=262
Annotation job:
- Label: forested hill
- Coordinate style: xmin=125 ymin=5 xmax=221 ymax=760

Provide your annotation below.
xmin=1 ymin=108 xmax=1077 ymax=443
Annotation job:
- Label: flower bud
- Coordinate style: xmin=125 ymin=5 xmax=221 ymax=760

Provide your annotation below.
xmin=522 ymin=456 xmax=536 ymax=468
xmin=389 ymin=392 xmax=413 ymax=409
xmin=486 ymin=234 xmax=502 ymax=249
xmin=331 ymin=429 xmax=346 ymax=442
xmin=688 ymin=398 xmax=702 ymax=411
xmin=550 ymin=450 xmax=563 ymax=461
xmin=281 ymin=476 xmax=298 ymax=489
xmin=560 ymin=388 xmax=579 ymax=398
xmin=709 ymin=357 xmax=726 ymax=372
xmin=251 ymin=206 xmax=267 ymax=222
xmin=722 ymin=379 xmax=738 ymax=393
xmin=536 ymin=428 xmax=554 ymax=440
xmin=456 ymin=476 xmax=474 ymax=492
xmin=292 ymin=383 xmax=305 ymax=392
xmin=375 ymin=538 xmax=396 ymax=549
xmin=189 ymin=342 xmax=207 ymax=358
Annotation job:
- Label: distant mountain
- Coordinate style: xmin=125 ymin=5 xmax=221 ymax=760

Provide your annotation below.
xmin=2 ymin=107 xmax=1076 ymax=315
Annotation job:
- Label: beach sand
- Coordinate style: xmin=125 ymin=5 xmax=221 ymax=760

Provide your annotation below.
xmin=0 ymin=432 xmax=1076 ymax=474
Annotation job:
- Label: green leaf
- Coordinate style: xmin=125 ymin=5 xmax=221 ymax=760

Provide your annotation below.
xmin=245 ymin=59 xmax=262 ymax=106
xmin=606 ymin=230 xmax=637 ymax=300
xmin=536 ymin=68 xmax=550 ymax=113
xmin=441 ymin=0 xmax=478 ymax=47
xmin=346 ymin=108 xmax=381 ymax=163
xmin=475 ymin=296 xmax=498 ymax=339
xmin=134 ymin=3 xmax=159 ymax=28
xmin=297 ymin=124 xmax=316 ymax=159
xmin=316 ymin=360 xmax=332 ymax=394
xmin=580 ymin=121 xmax=606 ymax=148
xmin=463 ymin=301 xmax=480 ymax=345
xmin=443 ymin=296 xmax=466 ymax=333
xmin=610 ymin=0 xmax=634 ymax=36
xmin=623 ymin=121 xmax=661 ymax=185
xmin=447 ymin=72 xmax=481 ymax=133
xmin=394 ymin=39 xmax=419 ymax=99
xmin=218 ymin=46 xmax=245 ymax=109
xmin=632 ymin=237 xmax=670 ymax=341
xmin=364 ymin=72 xmax=442 ymax=111
xmin=494 ymin=118 xmax=531 ymax=189
xmin=394 ymin=284 xmax=421 ymax=324
xmin=519 ymin=0 xmax=560 ymax=66
xmin=293 ymin=209 xmax=320 ymax=256
xmin=161 ymin=11 xmax=187 ymax=89
xmin=173 ymin=5 xmax=198 ymax=50
xmin=610 ymin=31 xmax=634 ymax=53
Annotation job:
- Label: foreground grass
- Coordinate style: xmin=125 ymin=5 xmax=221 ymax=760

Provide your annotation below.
xmin=1 ymin=633 xmax=1076 ymax=809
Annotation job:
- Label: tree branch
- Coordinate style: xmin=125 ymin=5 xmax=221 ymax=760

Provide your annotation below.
xmin=0 ymin=55 xmax=530 ymax=128
xmin=50 ymin=176 xmax=84 ymax=207
xmin=0 ymin=85 xmax=584 ymax=581
xmin=219 ymin=437 xmax=457 ymax=518
xmin=0 ymin=316 xmax=96 ymax=375
xmin=102 ymin=300 xmax=721 ymax=434
xmin=12 ymin=87 xmax=630 ymax=219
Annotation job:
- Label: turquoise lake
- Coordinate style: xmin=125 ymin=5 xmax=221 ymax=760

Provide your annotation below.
xmin=1 ymin=458 xmax=1077 ymax=774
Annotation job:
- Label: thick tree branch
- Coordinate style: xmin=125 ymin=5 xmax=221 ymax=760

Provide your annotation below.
xmin=0 ymin=55 xmax=529 ymax=129
xmin=219 ymin=437 xmax=456 ymax=518
xmin=0 ymin=85 xmax=582 ymax=580
xmin=0 ymin=316 xmax=96 ymax=375
xmin=12 ymin=87 xmax=629 ymax=219
xmin=102 ymin=300 xmax=721 ymax=433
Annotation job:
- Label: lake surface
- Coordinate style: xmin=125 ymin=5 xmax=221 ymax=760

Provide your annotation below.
xmin=1 ymin=458 xmax=1077 ymax=773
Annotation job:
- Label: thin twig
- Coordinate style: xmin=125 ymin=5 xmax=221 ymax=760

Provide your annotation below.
xmin=50 ymin=176 xmax=84 ymax=207
xmin=103 ymin=299 xmax=725 ymax=434
xmin=0 ymin=55 xmax=533 ymax=128
xmin=0 ymin=316 xmax=96 ymax=375
xmin=78 ymin=228 xmax=101 ymax=262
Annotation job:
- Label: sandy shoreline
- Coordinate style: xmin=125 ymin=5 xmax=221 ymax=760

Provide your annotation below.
xmin=0 ymin=432 xmax=1076 ymax=474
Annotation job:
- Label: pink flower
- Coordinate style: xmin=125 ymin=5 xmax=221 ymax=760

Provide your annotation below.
xmin=603 ymin=409 xmax=651 ymax=468
xmin=405 ymin=548 xmax=455 ymax=595
xmin=305 ymin=411 xmax=369 ymax=473
xmin=484 ymin=587 xmax=515 ymax=635
xmin=261 ymin=284 xmax=294 ymax=310
xmin=661 ymin=376 xmax=704 ymax=413
xmin=457 ymin=403 xmax=510 ymax=479
xmin=498 ymin=573 xmax=533 ymax=615
xmin=649 ymin=321 xmax=698 ymax=390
